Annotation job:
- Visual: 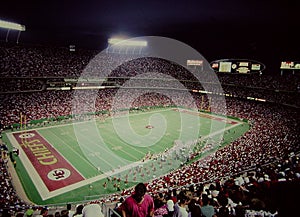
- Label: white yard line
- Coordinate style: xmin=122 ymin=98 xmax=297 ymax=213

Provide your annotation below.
xmin=39 ymin=121 xmax=245 ymax=199
xmin=6 ymin=109 xmax=245 ymax=200
xmin=13 ymin=108 xmax=176 ymax=133
xmin=44 ymin=129 xmax=98 ymax=171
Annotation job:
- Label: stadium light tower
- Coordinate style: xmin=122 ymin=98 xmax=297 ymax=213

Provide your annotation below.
xmin=108 ymin=37 xmax=148 ymax=47
xmin=107 ymin=37 xmax=148 ymax=54
xmin=0 ymin=19 xmax=26 ymax=43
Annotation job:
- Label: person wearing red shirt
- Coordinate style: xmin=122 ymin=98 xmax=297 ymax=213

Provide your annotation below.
xmin=121 ymin=183 xmax=154 ymax=217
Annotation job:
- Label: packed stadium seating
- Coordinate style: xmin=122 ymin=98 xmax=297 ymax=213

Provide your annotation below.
xmin=0 ymin=42 xmax=299 ymax=217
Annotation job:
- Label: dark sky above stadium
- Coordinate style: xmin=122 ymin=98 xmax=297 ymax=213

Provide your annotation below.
xmin=0 ymin=0 xmax=299 ymax=70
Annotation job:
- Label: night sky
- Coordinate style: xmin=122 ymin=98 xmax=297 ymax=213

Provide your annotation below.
xmin=0 ymin=0 xmax=299 ymax=73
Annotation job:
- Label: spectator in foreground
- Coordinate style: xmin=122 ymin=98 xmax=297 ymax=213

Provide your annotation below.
xmin=153 ymin=197 xmax=168 ymax=217
xmin=120 ymin=182 xmax=154 ymax=217
xmin=35 ymin=208 xmax=49 ymax=217
xmin=73 ymin=204 xmax=84 ymax=217
xmin=67 ymin=203 xmax=74 ymax=217
xmin=201 ymin=195 xmax=216 ymax=217
xmin=188 ymin=198 xmax=202 ymax=217
xmin=24 ymin=206 xmax=34 ymax=217
xmin=177 ymin=194 xmax=189 ymax=217
xmin=60 ymin=210 xmax=69 ymax=217
xmin=165 ymin=193 xmax=175 ymax=217
xmin=82 ymin=203 xmax=104 ymax=217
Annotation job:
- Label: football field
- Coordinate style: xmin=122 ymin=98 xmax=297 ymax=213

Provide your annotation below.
xmin=4 ymin=107 xmax=249 ymax=205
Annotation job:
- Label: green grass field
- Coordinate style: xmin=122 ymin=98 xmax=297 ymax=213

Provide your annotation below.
xmin=4 ymin=107 xmax=250 ymax=205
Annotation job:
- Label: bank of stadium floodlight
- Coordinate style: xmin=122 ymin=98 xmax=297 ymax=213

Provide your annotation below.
xmin=0 ymin=19 xmax=26 ymax=31
xmin=0 ymin=19 xmax=25 ymax=43
xmin=108 ymin=37 xmax=147 ymax=47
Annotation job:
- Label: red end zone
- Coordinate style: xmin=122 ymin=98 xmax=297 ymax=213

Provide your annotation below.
xmin=13 ymin=130 xmax=84 ymax=192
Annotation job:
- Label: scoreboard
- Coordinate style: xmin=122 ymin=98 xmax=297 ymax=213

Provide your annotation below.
xmin=210 ymin=59 xmax=265 ymax=74
xmin=280 ymin=61 xmax=300 ymax=70
xmin=280 ymin=61 xmax=300 ymax=75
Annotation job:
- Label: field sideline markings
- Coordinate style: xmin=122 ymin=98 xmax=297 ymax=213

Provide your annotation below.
xmin=43 ymin=129 xmax=101 ymax=172
xmin=6 ymin=109 xmax=246 ymax=200
xmin=12 ymin=108 xmax=176 ymax=133
xmin=42 ymin=121 xmax=245 ymax=199
xmin=59 ymin=127 xmax=132 ymax=169
xmin=12 ymin=108 xmax=236 ymax=134
xmin=42 ymin=120 xmax=143 ymax=160
xmin=6 ymin=132 xmax=52 ymax=200
xmin=7 ymin=120 xmax=245 ymax=200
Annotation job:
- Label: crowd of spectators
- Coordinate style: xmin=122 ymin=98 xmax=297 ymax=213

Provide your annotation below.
xmin=1 ymin=42 xmax=299 ymax=109
xmin=217 ymin=73 xmax=299 ymax=92
xmin=1 ymin=42 xmax=299 ymax=86
xmin=0 ymin=42 xmax=96 ymax=77
xmin=1 ymin=92 xmax=299 ymax=216
xmin=0 ymin=78 xmax=45 ymax=93
xmin=0 ymin=144 xmax=28 ymax=216
xmin=0 ymin=42 xmax=299 ymax=216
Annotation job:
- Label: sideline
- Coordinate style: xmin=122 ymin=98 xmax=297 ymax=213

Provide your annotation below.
xmin=4 ymin=110 xmax=246 ymax=202
xmin=7 ymin=157 xmax=34 ymax=205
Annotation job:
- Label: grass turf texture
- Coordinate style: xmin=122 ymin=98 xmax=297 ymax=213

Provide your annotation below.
xmin=4 ymin=108 xmax=249 ymax=205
